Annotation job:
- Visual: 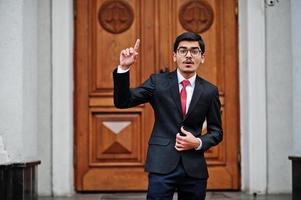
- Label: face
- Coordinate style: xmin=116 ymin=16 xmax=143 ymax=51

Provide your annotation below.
xmin=173 ymin=41 xmax=205 ymax=79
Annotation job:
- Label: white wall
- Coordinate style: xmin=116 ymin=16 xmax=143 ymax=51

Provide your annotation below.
xmin=37 ymin=0 xmax=52 ymax=195
xmin=266 ymin=0 xmax=293 ymax=193
xmin=291 ymin=0 xmax=301 ymax=157
xmin=239 ymin=0 xmax=268 ymax=194
xmin=0 ymin=0 xmax=53 ymax=195
xmin=0 ymin=0 xmax=23 ymax=163
xmin=240 ymin=0 xmax=295 ymax=194
xmin=52 ymin=0 xmax=74 ymax=196
xmin=23 ymin=0 xmax=38 ymax=162
xmin=0 ymin=0 xmax=73 ymax=195
xmin=0 ymin=0 xmax=38 ymax=162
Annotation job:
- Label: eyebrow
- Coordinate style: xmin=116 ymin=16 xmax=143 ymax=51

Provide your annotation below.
xmin=178 ymin=46 xmax=200 ymax=49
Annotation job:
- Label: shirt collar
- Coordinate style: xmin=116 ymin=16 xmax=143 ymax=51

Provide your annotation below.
xmin=177 ymin=68 xmax=196 ymax=87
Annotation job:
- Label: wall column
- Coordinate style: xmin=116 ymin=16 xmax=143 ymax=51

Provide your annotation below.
xmin=239 ymin=0 xmax=267 ymax=194
xmin=52 ymin=0 xmax=74 ymax=196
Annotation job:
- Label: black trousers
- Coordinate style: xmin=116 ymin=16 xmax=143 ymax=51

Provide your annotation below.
xmin=147 ymin=160 xmax=207 ymax=200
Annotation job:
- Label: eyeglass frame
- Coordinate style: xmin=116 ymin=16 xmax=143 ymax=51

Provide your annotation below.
xmin=176 ymin=47 xmax=203 ymax=57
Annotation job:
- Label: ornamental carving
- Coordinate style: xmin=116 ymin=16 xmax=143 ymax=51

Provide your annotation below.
xmin=98 ymin=0 xmax=134 ymax=34
xmin=179 ymin=0 xmax=214 ymax=33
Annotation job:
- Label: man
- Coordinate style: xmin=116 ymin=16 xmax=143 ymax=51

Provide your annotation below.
xmin=113 ymin=32 xmax=223 ymax=200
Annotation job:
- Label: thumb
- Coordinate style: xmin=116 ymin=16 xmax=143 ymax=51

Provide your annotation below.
xmin=181 ymin=126 xmax=190 ymax=135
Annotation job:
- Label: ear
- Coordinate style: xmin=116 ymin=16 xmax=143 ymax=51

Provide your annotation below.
xmin=200 ymin=54 xmax=205 ymax=64
xmin=173 ymin=52 xmax=177 ymax=62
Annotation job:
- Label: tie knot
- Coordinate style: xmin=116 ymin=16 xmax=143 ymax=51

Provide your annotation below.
xmin=181 ymin=80 xmax=190 ymax=88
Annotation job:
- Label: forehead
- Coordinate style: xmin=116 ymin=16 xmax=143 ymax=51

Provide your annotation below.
xmin=178 ymin=41 xmax=200 ymax=48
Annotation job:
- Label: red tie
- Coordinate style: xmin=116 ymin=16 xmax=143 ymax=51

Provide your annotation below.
xmin=180 ymin=80 xmax=190 ymax=116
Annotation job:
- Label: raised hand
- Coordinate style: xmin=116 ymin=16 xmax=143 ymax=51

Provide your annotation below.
xmin=119 ymin=39 xmax=140 ymax=70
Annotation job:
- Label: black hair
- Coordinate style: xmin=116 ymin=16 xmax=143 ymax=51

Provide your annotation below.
xmin=173 ymin=32 xmax=205 ymax=54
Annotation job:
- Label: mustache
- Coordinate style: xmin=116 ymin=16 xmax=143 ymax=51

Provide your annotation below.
xmin=183 ymin=59 xmax=194 ymax=63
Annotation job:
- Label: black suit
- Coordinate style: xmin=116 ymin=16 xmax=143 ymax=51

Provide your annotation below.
xmin=113 ymin=69 xmax=223 ymax=180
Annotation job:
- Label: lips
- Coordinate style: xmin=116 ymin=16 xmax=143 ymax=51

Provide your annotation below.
xmin=183 ymin=60 xmax=194 ymax=64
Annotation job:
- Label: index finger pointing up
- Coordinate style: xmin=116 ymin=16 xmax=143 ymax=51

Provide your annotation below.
xmin=134 ymin=39 xmax=140 ymax=51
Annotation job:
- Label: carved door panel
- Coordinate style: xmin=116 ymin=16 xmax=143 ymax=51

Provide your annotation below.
xmin=75 ymin=0 xmax=240 ymax=191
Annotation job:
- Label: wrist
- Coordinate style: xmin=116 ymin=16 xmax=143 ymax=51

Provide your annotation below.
xmin=119 ymin=64 xmax=130 ymax=70
xmin=194 ymin=138 xmax=202 ymax=150
xmin=117 ymin=65 xmax=130 ymax=73
xmin=194 ymin=138 xmax=200 ymax=148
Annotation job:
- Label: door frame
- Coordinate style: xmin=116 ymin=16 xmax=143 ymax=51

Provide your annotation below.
xmin=73 ymin=0 xmax=241 ymax=191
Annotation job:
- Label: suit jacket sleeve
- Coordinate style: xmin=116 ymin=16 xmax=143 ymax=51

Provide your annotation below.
xmin=199 ymin=88 xmax=223 ymax=151
xmin=113 ymin=68 xmax=155 ymax=108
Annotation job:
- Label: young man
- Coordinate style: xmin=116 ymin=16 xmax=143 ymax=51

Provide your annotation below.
xmin=113 ymin=32 xmax=223 ymax=200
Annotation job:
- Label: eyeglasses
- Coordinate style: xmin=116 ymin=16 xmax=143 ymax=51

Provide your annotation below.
xmin=177 ymin=47 xmax=202 ymax=57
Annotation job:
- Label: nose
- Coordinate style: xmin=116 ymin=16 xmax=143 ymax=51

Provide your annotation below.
xmin=185 ymin=50 xmax=193 ymax=58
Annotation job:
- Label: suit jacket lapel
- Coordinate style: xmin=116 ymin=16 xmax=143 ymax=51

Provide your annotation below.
xmin=169 ymin=71 xmax=182 ymax=116
xmin=184 ymin=76 xmax=204 ymax=120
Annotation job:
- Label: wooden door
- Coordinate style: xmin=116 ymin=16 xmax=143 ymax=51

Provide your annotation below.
xmin=75 ymin=0 xmax=240 ymax=191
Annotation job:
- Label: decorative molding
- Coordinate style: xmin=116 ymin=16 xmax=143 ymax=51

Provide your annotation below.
xmin=98 ymin=0 xmax=134 ymax=34
xmin=102 ymin=121 xmax=131 ymax=134
xmin=179 ymin=0 xmax=214 ymax=33
xmin=103 ymin=142 xmax=131 ymax=154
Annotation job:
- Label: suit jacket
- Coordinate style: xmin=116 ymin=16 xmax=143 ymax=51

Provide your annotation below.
xmin=113 ymin=69 xmax=223 ymax=179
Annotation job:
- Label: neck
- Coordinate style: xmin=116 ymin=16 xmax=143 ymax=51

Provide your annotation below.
xmin=179 ymin=71 xmax=195 ymax=79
